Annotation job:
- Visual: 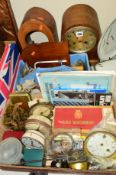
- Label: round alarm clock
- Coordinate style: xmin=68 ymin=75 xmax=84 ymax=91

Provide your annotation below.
xmin=29 ymin=103 xmax=53 ymax=119
xmin=84 ymin=130 xmax=116 ymax=159
xmin=21 ymin=130 xmax=45 ymax=149
xmin=61 ymin=4 xmax=101 ymax=65
xmin=25 ymin=114 xmax=52 ymax=136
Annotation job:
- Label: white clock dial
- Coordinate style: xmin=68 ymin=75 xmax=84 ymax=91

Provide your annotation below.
xmin=21 ymin=130 xmax=45 ymax=149
xmin=84 ymin=131 xmax=116 ymax=158
xmin=22 ymin=137 xmax=43 ymax=149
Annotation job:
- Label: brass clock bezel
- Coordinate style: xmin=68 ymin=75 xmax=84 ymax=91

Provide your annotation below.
xmin=84 ymin=130 xmax=116 ymax=159
xmin=64 ymin=26 xmax=97 ymax=53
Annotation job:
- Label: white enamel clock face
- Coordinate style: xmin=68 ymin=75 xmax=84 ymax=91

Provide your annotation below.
xmin=64 ymin=26 xmax=97 ymax=53
xmin=22 ymin=137 xmax=43 ymax=149
xmin=84 ymin=131 xmax=116 ymax=158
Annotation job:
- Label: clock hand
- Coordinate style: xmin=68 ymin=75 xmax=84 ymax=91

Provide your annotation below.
xmin=31 ymin=140 xmax=34 ymax=147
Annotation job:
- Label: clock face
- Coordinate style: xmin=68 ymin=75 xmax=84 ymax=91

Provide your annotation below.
xmin=22 ymin=137 xmax=43 ymax=149
xmin=64 ymin=26 xmax=97 ymax=53
xmin=84 ymin=131 xmax=116 ymax=158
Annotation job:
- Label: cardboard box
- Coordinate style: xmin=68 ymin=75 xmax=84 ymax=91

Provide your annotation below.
xmin=70 ymin=53 xmax=90 ymax=70
xmin=53 ymin=106 xmax=114 ymax=134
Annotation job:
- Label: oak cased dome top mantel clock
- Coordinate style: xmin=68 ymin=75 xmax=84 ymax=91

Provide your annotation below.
xmin=61 ymin=4 xmax=101 ymax=66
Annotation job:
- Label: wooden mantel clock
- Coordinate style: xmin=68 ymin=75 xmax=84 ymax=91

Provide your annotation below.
xmin=61 ymin=4 xmax=101 ymax=66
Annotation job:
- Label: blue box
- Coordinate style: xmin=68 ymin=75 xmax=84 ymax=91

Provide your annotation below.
xmin=70 ymin=53 xmax=90 ymax=70
xmin=23 ymin=148 xmax=44 ymax=167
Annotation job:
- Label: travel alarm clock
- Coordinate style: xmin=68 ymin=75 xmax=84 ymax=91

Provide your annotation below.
xmin=61 ymin=4 xmax=101 ymax=65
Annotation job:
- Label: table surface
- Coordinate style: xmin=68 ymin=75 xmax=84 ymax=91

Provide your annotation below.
xmin=0 ymin=164 xmax=116 ymax=175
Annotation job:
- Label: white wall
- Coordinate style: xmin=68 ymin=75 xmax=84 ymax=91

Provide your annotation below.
xmin=10 ymin=0 xmax=116 ymax=39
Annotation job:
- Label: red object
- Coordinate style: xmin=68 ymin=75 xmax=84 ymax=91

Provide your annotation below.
xmin=53 ymin=106 xmax=108 ymax=130
xmin=2 ymin=131 xmax=24 ymax=140
xmin=0 ymin=43 xmax=21 ymax=116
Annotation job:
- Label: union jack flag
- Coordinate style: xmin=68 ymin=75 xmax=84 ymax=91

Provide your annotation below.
xmin=0 ymin=43 xmax=21 ymax=116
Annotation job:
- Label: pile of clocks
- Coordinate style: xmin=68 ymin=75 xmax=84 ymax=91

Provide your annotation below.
xmin=47 ymin=129 xmax=116 ymax=169
xmin=18 ymin=4 xmax=102 ymax=66
xmin=21 ymin=102 xmax=53 ymax=149
xmin=18 ymin=3 xmax=116 ymax=69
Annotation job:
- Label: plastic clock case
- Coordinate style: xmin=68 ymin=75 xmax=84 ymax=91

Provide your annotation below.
xmin=95 ymin=18 xmax=116 ymax=71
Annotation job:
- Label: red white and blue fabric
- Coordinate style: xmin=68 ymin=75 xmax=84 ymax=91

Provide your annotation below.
xmin=0 ymin=43 xmax=21 ymax=116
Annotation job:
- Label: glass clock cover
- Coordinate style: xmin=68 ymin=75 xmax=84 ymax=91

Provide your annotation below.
xmin=0 ymin=137 xmax=22 ymax=164
xmin=51 ymin=133 xmax=73 ymax=154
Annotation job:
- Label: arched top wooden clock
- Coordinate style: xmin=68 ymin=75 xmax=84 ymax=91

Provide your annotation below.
xmin=61 ymin=4 xmax=101 ymax=65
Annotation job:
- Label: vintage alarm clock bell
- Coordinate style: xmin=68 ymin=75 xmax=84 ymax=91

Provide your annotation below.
xmin=61 ymin=4 xmax=101 ymax=66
